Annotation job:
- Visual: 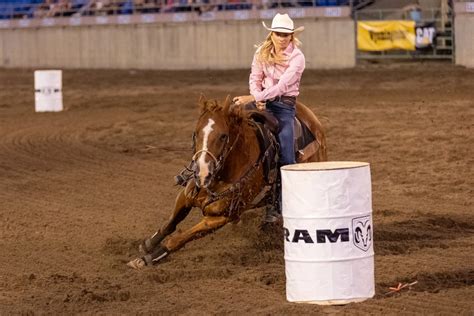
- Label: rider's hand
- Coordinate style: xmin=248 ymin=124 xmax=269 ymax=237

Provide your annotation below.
xmin=256 ymin=101 xmax=266 ymax=111
xmin=233 ymin=95 xmax=255 ymax=106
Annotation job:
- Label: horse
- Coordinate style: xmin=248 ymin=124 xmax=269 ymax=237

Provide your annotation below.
xmin=127 ymin=95 xmax=327 ymax=269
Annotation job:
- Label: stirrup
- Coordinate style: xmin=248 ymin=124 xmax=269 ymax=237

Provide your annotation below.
xmin=174 ymin=174 xmax=189 ymax=186
xmin=174 ymin=164 xmax=194 ymax=187
xmin=174 ymin=171 xmax=193 ymax=187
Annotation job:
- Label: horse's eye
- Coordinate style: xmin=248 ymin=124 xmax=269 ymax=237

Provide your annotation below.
xmin=220 ymin=134 xmax=228 ymax=142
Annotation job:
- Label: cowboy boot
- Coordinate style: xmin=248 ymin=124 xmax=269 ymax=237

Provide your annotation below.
xmin=264 ymin=176 xmax=282 ymax=223
xmin=264 ymin=205 xmax=281 ymax=223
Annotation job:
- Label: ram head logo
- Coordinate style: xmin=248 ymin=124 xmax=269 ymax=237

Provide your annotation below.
xmin=352 ymin=216 xmax=372 ymax=252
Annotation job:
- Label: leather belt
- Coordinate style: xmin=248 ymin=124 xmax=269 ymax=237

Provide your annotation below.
xmin=267 ymin=95 xmax=296 ymax=106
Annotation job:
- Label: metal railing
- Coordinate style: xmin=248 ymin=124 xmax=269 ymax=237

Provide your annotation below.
xmin=0 ymin=0 xmax=355 ymax=20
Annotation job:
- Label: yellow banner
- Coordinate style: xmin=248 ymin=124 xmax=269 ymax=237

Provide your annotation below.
xmin=357 ymin=21 xmax=416 ymax=51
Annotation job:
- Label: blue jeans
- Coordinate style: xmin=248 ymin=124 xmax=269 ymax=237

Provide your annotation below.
xmin=266 ymin=100 xmax=295 ymax=166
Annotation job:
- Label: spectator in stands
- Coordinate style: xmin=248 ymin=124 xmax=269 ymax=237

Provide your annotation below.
xmin=403 ymin=1 xmax=422 ymax=23
xmin=271 ymin=0 xmax=298 ymax=8
xmin=34 ymin=0 xmax=54 ymax=18
xmin=180 ymin=0 xmax=193 ymax=12
xmin=56 ymin=0 xmax=73 ymax=16
xmin=221 ymin=0 xmax=251 ymax=10
xmin=162 ymin=0 xmax=179 ymax=12
xmin=87 ymin=0 xmax=115 ymax=15
xmin=133 ymin=0 xmax=145 ymax=12
xmin=33 ymin=0 xmax=71 ymax=18
xmin=233 ymin=13 xmax=305 ymax=222
xmin=195 ymin=0 xmax=217 ymax=15
xmin=34 ymin=0 xmax=59 ymax=18
xmin=138 ymin=0 xmax=160 ymax=13
xmin=161 ymin=0 xmax=192 ymax=12
xmin=133 ymin=0 xmax=160 ymax=13
xmin=253 ymin=0 xmax=271 ymax=10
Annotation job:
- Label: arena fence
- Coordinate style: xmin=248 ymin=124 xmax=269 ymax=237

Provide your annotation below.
xmin=1 ymin=3 xmax=473 ymax=69
xmin=354 ymin=7 xmax=454 ymax=61
xmin=0 ymin=7 xmax=356 ymax=69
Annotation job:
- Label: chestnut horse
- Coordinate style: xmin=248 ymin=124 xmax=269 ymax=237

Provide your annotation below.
xmin=127 ymin=95 xmax=327 ymax=269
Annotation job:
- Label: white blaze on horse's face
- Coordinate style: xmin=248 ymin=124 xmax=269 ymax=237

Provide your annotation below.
xmin=197 ymin=118 xmax=215 ymax=185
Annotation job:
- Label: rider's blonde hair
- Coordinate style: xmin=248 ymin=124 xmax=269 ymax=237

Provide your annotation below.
xmin=255 ymin=32 xmax=302 ymax=65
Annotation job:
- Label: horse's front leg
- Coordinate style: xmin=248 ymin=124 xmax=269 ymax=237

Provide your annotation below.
xmin=162 ymin=215 xmax=229 ymax=252
xmin=128 ymin=215 xmax=229 ymax=269
xmin=139 ymin=188 xmax=192 ymax=255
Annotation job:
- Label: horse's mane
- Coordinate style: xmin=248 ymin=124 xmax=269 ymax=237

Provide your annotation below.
xmin=198 ymin=95 xmax=279 ymax=135
xmin=199 ymin=98 xmax=222 ymax=113
xmin=198 ymin=95 xmax=247 ymax=127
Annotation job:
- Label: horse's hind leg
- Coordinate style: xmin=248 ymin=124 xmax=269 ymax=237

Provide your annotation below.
xmin=139 ymin=189 xmax=191 ymax=254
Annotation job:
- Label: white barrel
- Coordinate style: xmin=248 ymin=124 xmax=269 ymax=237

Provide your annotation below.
xmin=34 ymin=70 xmax=63 ymax=112
xmin=281 ymin=161 xmax=374 ymax=305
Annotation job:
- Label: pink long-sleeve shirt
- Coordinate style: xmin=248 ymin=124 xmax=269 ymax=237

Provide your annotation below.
xmin=249 ymin=42 xmax=305 ymax=102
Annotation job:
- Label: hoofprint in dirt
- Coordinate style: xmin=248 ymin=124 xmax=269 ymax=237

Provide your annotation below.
xmin=0 ymin=64 xmax=473 ymax=314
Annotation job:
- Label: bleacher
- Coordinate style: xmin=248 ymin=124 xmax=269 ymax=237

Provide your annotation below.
xmin=0 ymin=0 xmax=42 ymax=19
xmin=0 ymin=0 xmax=362 ymax=20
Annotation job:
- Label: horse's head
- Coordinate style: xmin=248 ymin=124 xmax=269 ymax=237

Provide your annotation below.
xmin=191 ymin=95 xmax=241 ymax=189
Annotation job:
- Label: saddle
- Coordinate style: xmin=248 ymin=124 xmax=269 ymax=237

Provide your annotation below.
xmin=247 ymin=106 xmax=320 ymax=220
xmin=245 ymin=102 xmax=320 ymax=164
xmin=247 ymin=110 xmax=279 ymax=185
xmin=293 ymin=116 xmax=318 ymax=163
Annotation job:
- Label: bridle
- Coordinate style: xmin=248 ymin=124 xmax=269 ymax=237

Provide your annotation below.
xmin=191 ymin=129 xmax=241 ymax=188
xmin=191 ymin=149 xmax=219 ymax=169
xmin=189 ymin=116 xmax=278 ymax=218
xmin=200 ymin=121 xmax=278 ymax=217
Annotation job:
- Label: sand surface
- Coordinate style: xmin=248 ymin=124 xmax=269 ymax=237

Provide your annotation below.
xmin=0 ymin=63 xmax=473 ymax=314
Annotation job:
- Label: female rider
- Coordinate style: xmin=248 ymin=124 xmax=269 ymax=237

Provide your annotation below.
xmin=233 ymin=13 xmax=305 ymax=222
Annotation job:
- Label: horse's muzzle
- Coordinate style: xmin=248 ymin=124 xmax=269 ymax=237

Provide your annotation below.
xmin=194 ymin=162 xmax=215 ymax=189
xmin=195 ymin=171 xmax=214 ymax=189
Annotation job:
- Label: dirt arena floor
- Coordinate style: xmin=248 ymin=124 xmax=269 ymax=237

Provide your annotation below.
xmin=1 ymin=63 xmax=473 ymax=314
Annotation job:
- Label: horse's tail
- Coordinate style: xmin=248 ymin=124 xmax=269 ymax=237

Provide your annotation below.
xmin=296 ymin=101 xmax=328 ymax=162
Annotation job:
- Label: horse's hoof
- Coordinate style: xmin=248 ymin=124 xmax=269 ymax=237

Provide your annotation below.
xmin=127 ymin=258 xmax=146 ymax=270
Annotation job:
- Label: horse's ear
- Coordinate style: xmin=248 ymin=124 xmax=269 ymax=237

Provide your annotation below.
xmin=228 ymin=98 xmax=244 ymax=126
xmin=223 ymin=95 xmax=232 ymax=114
xmin=198 ymin=94 xmax=207 ymax=113
xmin=198 ymin=94 xmax=207 ymax=104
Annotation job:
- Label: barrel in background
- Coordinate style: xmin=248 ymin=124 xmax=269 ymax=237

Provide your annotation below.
xmin=34 ymin=70 xmax=63 ymax=112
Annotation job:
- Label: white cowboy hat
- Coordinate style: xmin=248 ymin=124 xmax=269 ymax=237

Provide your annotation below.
xmin=262 ymin=13 xmax=305 ymax=34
